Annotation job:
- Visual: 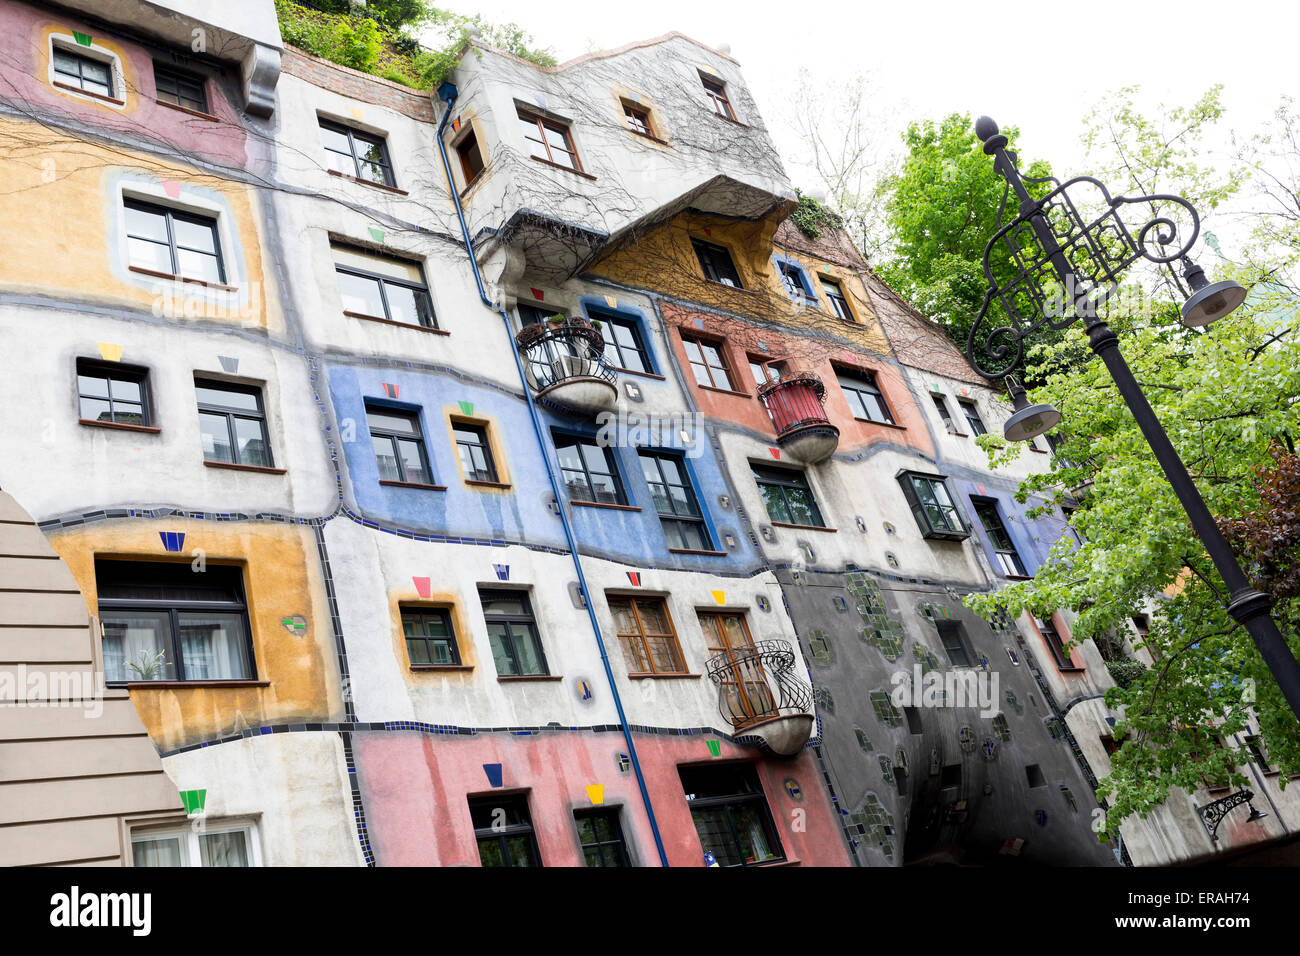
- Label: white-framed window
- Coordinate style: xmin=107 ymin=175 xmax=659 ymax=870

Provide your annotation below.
xmin=130 ymin=820 xmax=262 ymax=867
xmin=48 ymin=34 xmax=126 ymax=108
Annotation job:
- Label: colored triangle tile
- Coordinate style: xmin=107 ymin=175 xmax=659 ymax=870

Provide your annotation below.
xmin=585 ymin=784 xmax=604 ymax=805
xmin=97 ymin=342 xmax=123 ymax=362
xmin=412 ymin=576 xmax=431 ymax=598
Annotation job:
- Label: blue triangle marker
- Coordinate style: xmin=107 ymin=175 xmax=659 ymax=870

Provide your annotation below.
xmin=483 ymin=763 xmax=503 ymax=788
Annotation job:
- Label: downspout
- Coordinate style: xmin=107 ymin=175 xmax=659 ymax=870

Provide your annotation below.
xmin=434 ymin=83 xmax=669 ymax=867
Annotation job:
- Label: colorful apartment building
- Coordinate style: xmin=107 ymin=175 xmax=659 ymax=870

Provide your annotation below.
xmin=0 ymin=0 xmax=1287 ymax=867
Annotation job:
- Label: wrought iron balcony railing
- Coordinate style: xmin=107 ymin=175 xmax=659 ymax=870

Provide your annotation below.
xmin=516 ymin=322 xmax=617 ymax=394
xmin=757 ymin=372 xmax=831 ymax=437
xmin=705 ymin=638 xmax=814 ymax=733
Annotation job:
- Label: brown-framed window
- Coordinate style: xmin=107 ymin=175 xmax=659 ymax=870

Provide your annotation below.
xmin=698 ymin=611 xmax=776 ymax=725
xmin=747 ymin=355 xmax=783 ymax=388
xmin=455 ymin=128 xmax=486 ymax=186
xmin=700 ymin=74 xmax=736 ymax=121
xmin=400 ymin=605 xmax=461 ymax=666
xmin=836 ymin=369 xmax=894 ymax=424
xmin=821 ymin=277 xmax=852 ymax=320
xmin=1036 ymin=614 xmax=1079 ymax=670
xmin=609 ymin=595 xmax=687 ymax=675
xmin=153 ymin=62 xmax=208 ymax=113
xmin=681 ymin=333 xmax=735 ymax=390
xmin=518 ymin=108 xmax=582 ymax=171
xmin=622 ymin=100 xmax=654 ymax=137
xmin=691 ymin=238 xmax=743 ymax=288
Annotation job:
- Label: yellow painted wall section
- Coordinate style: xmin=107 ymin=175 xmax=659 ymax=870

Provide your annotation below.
xmin=0 ymin=115 xmax=279 ymax=334
xmin=589 ymin=211 xmax=891 ymax=356
xmin=51 ymin=521 xmax=342 ymax=752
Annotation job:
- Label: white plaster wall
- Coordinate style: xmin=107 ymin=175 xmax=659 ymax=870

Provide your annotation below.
xmin=161 ymin=732 xmax=363 ymax=866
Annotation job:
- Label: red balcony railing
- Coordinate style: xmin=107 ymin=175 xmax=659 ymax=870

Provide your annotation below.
xmin=758 ymin=371 xmax=831 ymax=436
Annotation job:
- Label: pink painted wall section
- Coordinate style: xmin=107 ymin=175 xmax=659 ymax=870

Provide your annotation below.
xmin=1 ymin=1 xmax=252 ymax=169
xmin=354 ymin=731 xmax=851 ymax=867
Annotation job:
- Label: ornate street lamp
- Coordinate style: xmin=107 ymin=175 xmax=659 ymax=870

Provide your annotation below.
xmin=1195 ymin=789 xmax=1269 ymax=843
xmin=967 ymin=116 xmax=1300 ymax=722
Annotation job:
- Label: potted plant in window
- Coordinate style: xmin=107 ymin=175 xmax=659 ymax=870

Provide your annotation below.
xmin=124 ymin=648 xmax=169 ymax=681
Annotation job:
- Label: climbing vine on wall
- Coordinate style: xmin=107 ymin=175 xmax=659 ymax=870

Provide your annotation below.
xmin=789 ymin=189 xmax=843 ymax=240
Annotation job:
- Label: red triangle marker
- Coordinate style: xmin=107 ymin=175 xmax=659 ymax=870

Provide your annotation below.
xmin=530 ymin=288 xmax=544 ymax=301
xmin=412 ymin=576 xmax=431 ymax=598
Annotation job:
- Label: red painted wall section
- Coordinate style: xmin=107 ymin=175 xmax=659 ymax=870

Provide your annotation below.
xmin=661 ymin=302 xmax=936 ymax=459
xmin=353 ymin=731 xmax=850 ymax=867
xmin=2 ymin=2 xmax=252 ymax=169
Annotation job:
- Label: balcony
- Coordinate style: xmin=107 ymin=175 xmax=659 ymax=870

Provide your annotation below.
xmin=516 ymin=320 xmax=618 ymax=416
xmin=758 ymin=372 xmax=839 ymax=464
xmin=705 ymin=639 xmax=815 ymax=756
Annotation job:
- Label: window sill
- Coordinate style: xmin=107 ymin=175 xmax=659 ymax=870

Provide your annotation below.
xmin=344 ymin=311 xmax=449 ymax=335
xmin=118 ymin=680 xmax=270 ymax=689
xmin=1055 ymin=665 xmax=1086 ymax=673
xmin=497 ymin=675 xmax=563 ymax=683
xmin=529 ymin=155 xmax=597 ymax=181
xmin=608 ymin=367 xmax=666 ymax=381
xmin=945 ymin=430 xmax=970 ymax=438
xmin=771 ymin=521 xmax=837 ymax=533
xmin=204 ymin=460 xmax=286 ymax=475
xmin=696 ymin=384 xmax=751 ymax=399
xmin=52 ymin=80 xmax=125 ymax=105
xmin=709 ymin=111 xmax=748 ymax=128
xmin=1003 ymin=573 xmax=1034 ymax=581
xmin=668 ymin=548 xmax=729 ymax=557
xmin=156 ymin=98 xmax=220 ymax=122
xmin=458 ymin=170 xmax=486 ymax=198
xmin=379 ymin=479 xmax=448 ymax=491
xmin=627 ymin=672 xmax=702 ymax=680
xmin=570 ymin=500 xmax=641 ymax=512
xmin=327 ymin=168 xmax=409 ymax=195
xmin=1029 ymin=446 xmax=1049 ymax=453
xmin=853 ymin=417 xmax=907 ymax=431
xmin=128 ymin=266 xmax=238 ymax=292
xmin=79 ymin=419 xmax=161 ymax=434
xmin=410 ymin=664 xmax=473 ymax=672
xmin=628 ymin=129 xmax=671 ymax=147
xmin=464 ymin=479 xmax=512 ymax=490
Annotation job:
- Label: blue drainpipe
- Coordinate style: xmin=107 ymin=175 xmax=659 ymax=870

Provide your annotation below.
xmin=434 ymin=82 xmax=669 ymax=867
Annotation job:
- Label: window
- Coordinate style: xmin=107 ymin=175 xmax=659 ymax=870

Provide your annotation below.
xmin=639 ymin=451 xmax=711 ymax=550
xmin=97 ymin=559 xmax=253 ymax=683
xmin=366 ymin=404 xmax=433 ymax=485
xmin=401 ymin=606 xmax=460 ymax=666
xmin=518 ymin=303 xmax=559 ymax=326
xmin=681 ymin=334 xmax=736 ymax=390
xmin=940 ymin=764 xmax=962 ymax=788
xmin=821 ymin=277 xmax=852 ymax=320
xmin=125 ymin=198 xmax=225 ymax=284
xmin=973 ymin=498 xmax=1028 ymax=576
xmin=932 ymin=394 xmax=958 ymax=432
xmin=518 ymin=108 xmax=582 ymax=172
xmin=455 ymin=422 xmax=499 ymax=483
xmin=53 ymin=47 xmax=114 ymax=98
xmin=700 ymin=74 xmax=736 ymax=121
xmin=575 ymin=808 xmax=629 ymax=866
xmin=1100 ymin=734 xmax=1121 ymax=757
xmin=679 ymin=763 xmax=783 ymax=867
xmin=622 ymin=100 xmax=654 ymax=137
xmin=195 ymin=379 xmax=272 ymax=468
xmin=1036 ymin=614 xmax=1079 ymax=670
xmin=936 ymin=621 xmax=973 ymax=667
xmin=609 ymin=595 xmax=687 ymax=675
xmin=132 ymin=823 xmax=257 ymax=866
xmin=479 ymin=588 xmax=548 ymax=677
xmin=1245 ymin=735 xmax=1273 ymax=773
xmin=748 ymin=356 xmax=782 ymax=387
xmin=332 ymin=244 xmax=435 ymax=329
xmin=1025 ymin=764 xmax=1047 ymax=788
xmin=837 ymin=370 xmax=893 ymax=424
xmin=553 ymin=432 xmax=625 ymax=505
xmin=77 ymin=359 xmax=151 ymax=427
xmin=958 ymin=399 xmax=986 ymax=436
xmin=319 ymin=118 xmax=395 ymax=186
xmin=897 ymin=472 xmax=967 ymax=540
xmin=594 ymin=310 xmax=652 ymax=373
xmin=153 ymin=62 xmax=208 ymax=113
xmin=455 ymin=129 xmax=485 ymax=186
xmin=691 ymin=239 xmax=743 ymax=288
xmin=777 ymin=260 xmax=813 ymax=299
xmin=699 ymin=611 xmax=776 ymax=726
xmin=468 ymin=794 xmax=541 ymax=867
xmin=752 ymin=464 xmax=825 ymax=527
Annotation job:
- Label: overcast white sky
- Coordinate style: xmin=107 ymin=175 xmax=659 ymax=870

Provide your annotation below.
xmin=437 ymin=0 xmax=1298 ymax=248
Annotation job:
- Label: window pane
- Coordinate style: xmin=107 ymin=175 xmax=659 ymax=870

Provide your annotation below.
xmin=196 ymin=385 xmax=259 ymax=412
xmin=366 ymin=409 xmax=418 ymax=436
xmin=689 ymin=807 xmax=742 ymax=866
xmin=109 ymin=377 xmax=142 ymax=402
xmin=481 ymin=592 xmax=528 ymax=617
xmin=477 ymin=837 xmax=506 ymax=867
xmin=101 ymin=610 xmax=174 ymax=682
xmin=178 ymin=611 xmax=250 ymax=680
xmin=77 ymin=373 xmax=110 ymax=398
xmin=487 ymin=622 xmax=518 ymax=675
xmin=785 ymin=488 xmax=819 ymax=526
xmin=319 ymin=125 xmax=353 ymax=155
xmin=127 ymin=236 xmax=173 ymax=274
xmin=133 ymin=835 xmax=186 ymax=867
xmin=407 ymin=637 xmax=432 ymax=664
xmin=199 ymin=830 xmax=250 ymax=867
xmin=337 ymin=271 xmax=386 ymax=317
xmin=176 ymin=248 xmax=222 ymax=284
xmin=199 ymin=412 xmax=234 ymax=463
xmin=113 ymin=402 xmax=144 ymax=426
xmin=82 ymin=59 xmax=110 ymax=85
xmin=172 ymin=217 xmax=218 ymax=254
xmin=233 ymin=417 xmax=270 ymax=467
xmin=397 ymin=438 xmax=429 ymax=483
xmin=125 ymin=204 xmax=169 ymax=242
xmin=505 ymin=834 xmax=537 ymax=866
xmin=357 ymin=160 xmax=389 ymax=185
xmin=758 ymin=482 xmax=792 ymax=523
xmin=382 ymin=284 xmax=431 ymax=327
xmin=372 ymin=435 xmax=400 ymax=481
xmin=730 ymin=802 xmax=779 ymax=864
xmin=513 ymin=625 xmax=545 ymax=675
xmin=79 ymin=397 xmax=112 ymax=422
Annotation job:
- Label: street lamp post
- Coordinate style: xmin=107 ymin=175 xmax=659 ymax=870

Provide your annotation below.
xmin=967 ymin=116 xmax=1300 ymax=723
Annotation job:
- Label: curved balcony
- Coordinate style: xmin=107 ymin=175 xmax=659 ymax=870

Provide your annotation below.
xmin=705 ymin=639 xmax=815 ymax=756
xmin=758 ymin=372 xmax=839 ymax=464
xmin=516 ymin=321 xmax=618 ymax=416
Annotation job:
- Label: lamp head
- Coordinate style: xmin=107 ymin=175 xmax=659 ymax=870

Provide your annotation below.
xmin=1003 ymin=375 xmax=1061 ymax=443
xmin=1180 ymin=256 xmax=1246 ymax=327
xmin=1246 ymin=802 xmax=1269 ymax=824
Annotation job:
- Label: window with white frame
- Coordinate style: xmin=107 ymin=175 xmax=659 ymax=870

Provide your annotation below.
xmin=50 ymin=37 xmax=123 ymax=105
xmin=131 ymin=821 xmax=260 ymax=867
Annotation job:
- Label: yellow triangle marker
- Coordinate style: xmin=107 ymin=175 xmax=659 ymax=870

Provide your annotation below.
xmin=586 ymin=784 xmax=604 ymax=805
xmin=711 ymin=590 xmax=726 ymax=605
xmin=97 ymin=342 xmax=123 ymax=362
xmin=603 ymin=295 xmax=617 ymax=309
xmin=348 ymin=106 xmax=364 ymax=120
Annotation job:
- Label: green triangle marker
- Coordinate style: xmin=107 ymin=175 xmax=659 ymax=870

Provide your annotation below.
xmin=73 ymin=31 xmax=93 ymax=46
xmin=367 ymin=227 xmax=385 ymax=243
xmin=458 ymin=400 xmax=474 ymax=416
xmin=706 ymin=740 xmax=721 ymax=757
xmin=180 ymin=788 xmax=207 ymax=814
